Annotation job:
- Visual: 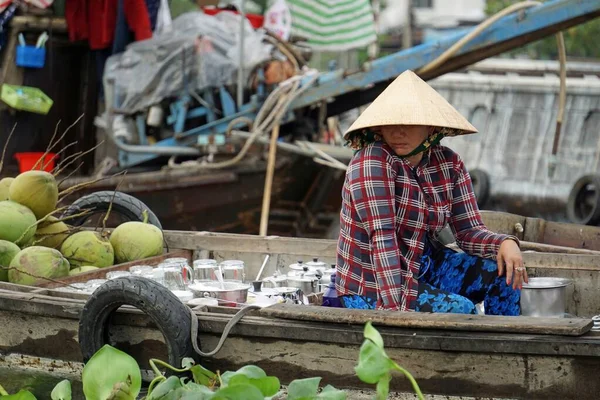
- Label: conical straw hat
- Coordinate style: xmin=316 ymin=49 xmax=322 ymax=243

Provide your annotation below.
xmin=344 ymin=70 xmax=477 ymax=140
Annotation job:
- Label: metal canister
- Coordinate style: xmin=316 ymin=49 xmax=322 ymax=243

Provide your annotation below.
xmin=305 ymin=257 xmax=327 ymax=272
xmin=287 ymin=260 xmax=305 ymax=277
xmin=286 ymin=270 xmax=319 ymax=295
xmin=262 ymin=273 xmax=288 ymax=288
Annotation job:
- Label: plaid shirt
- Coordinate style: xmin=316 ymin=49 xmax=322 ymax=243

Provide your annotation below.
xmin=336 ymin=141 xmax=515 ymax=311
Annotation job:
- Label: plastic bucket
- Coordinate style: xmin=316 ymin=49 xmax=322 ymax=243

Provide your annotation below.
xmin=14 ymin=152 xmax=57 ymax=173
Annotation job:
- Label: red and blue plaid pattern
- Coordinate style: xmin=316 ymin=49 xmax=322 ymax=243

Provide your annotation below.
xmin=336 ymin=141 xmax=514 ymax=311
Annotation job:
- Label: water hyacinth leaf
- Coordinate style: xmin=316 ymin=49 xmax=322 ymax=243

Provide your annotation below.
xmin=0 ymin=390 xmax=37 ymax=400
xmin=355 ymin=340 xmax=394 ymax=385
xmin=375 ymin=374 xmax=391 ymax=400
xmin=181 ymin=358 xmax=195 ymax=369
xmin=190 ymin=365 xmax=216 ymax=386
xmin=106 ymin=378 xmax=135 ymax=400
xmin=221 ymin=365 xmax=266 ymax=386
xmin=316 ymin=385 xmax=346 ymax=400
xmin=231 ymin=365 xmax=266 ymax=379
xmin=82 ymin=345 xmax=141 ymax=400
xmin=211 ymin=383 xmax=264 ymax=400
xmin=363 ymin=321 xmax=384 ymax=349
xmin=51 ymin=380 xmax=72 ymax=400
xmin=228 ymin=374 xmax=280 ymax=397
xmin=147 ymin=376 xmax=183 ymax=400
xmin=286 ymin=377 xmax=322 ymax=400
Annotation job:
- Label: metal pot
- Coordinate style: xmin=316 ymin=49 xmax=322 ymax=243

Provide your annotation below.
xmin=288 ymin=260 xmax=306 ymax=276
xmin=262 ymin=274 xmax=288 ymax=288
xmin=520 ymin=277 xmax=572 ymax=318
xmin=287 ymin=272 xmax=319 ymax=295
xmin=305 ymin=258 xmax=327 ymax=271
xmin=188 ymin=281 xmax=251 ymax=307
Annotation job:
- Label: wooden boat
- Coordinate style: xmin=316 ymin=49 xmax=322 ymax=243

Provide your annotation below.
xmin=1 ymin=211 xmax=599 ymax=399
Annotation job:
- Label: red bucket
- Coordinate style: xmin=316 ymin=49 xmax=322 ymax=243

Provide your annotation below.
xmin=14 ymin=152 xmax=57 ymax=173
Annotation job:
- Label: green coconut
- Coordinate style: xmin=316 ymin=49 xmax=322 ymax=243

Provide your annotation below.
xmin=0 ymin=240 xmax=20 ymax=282
xmin=0 ymin=200 xmax=37 ymax=246
xmin=9 ymin=170 xmax=58 ymax=219
xmin=69 ymin=266 xmax=99 ymax=276
xmin=60 ymin=231 xmax=114 ymax=268
xmin=35 ymin=216 xmax=70 ymax=249
xmin=8 ymin=246 xmax=70 ymax=286
xmin=110 ymin=214 xmax=163 ymax=264
xmin=0 ymin=177 xmax=14 ymax=201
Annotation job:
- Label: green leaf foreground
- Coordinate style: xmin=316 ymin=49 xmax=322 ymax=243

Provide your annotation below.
xmin=2 ymin=323 xmax=423 ymax=399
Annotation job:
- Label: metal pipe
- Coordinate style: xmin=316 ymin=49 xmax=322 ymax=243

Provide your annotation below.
xmin=113 ymin=138 xmax=201 ymax=156
xmin=237 ymin=0 xmax=246 ymax=108
xmin=230 ymin=130 xmax=315 ymax=157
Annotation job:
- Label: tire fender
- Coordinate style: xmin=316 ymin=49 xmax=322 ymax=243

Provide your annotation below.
xmin=62 ymin=191 xmax=162 ymax=229
xmin=468 ymin=169 xmax=491 ymax=209
xmin=566 ymin=174 xmax=600 ymax=226
xmin=78 ymin=276 xmax=199 ymax=367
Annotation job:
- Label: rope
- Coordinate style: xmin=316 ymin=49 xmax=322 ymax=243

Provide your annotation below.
xmin=189 ymin=304 xmax=262 ymax=357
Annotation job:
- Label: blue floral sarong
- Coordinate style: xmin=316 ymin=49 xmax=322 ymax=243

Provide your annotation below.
xmin=340 ymin=243 xmax=521 ymax=316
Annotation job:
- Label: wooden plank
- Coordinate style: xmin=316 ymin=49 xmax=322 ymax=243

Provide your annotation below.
xmin=165 ymin=231 xmax=600 ymax=269
xmin=522 ymin=252 xmax=600 ymax=271
xmin=520 ymin=241 xmax=600 ymax=255
xmin=36 ymin=249 xmax=191 ymax=288
xmin=480 ymin=211 xmax=525 ymax=239
xmin=541 ymin=220 xmax=600 ymax=251
xmin=259 ymin=303 xmax=594 ymax=336
xmin=164 ymin=231 xmax=338 ymax=257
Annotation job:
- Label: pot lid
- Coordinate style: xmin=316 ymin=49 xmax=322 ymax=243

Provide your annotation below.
xmin=264 ymin=274 xmax=288 ymax=282
xmin=305 ymin=257 xmax=327 ymax=269
xmin=522 ymin=277 xmax=572 ymax=289
xmin=289 ymin=260 xmax=306 ymax=271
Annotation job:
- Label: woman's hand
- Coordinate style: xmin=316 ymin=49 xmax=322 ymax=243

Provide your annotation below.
xmin=497 ymin=239 xmax=528 ymax=290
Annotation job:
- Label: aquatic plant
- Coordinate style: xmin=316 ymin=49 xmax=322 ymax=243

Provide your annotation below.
xmin=0 ymin=322 xmax=423 ymax=400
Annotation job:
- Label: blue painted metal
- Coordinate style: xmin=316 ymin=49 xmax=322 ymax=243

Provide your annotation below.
xmin=135 ymin=115 xmax=149 ymax=145
xmin=290 ymin=0 xmax=600 ymax=111
xmin=219 ymin=87 xmax=237 ymax=117
xmin=117 ymin=0 xmax=600 ymax=168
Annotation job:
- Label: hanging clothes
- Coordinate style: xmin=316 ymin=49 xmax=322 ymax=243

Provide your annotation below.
xmin=144 ymin=0 xmax=160 ymax=31
xmin=65 ymin=0 xmax=152 ymax=50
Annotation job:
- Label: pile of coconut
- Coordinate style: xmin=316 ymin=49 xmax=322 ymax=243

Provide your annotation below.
xmin=0 ymin=170 xmax=164 ymax=286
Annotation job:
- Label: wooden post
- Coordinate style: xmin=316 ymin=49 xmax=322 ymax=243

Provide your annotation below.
xmin=259 ymin=124 xmax=281 ymax=236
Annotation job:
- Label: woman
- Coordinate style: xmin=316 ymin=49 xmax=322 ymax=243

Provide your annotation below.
xmin=336 ymin=70 xmax=527 ymax=315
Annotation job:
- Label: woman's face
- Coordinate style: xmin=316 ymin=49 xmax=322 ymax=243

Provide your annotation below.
xmin=378 ymin=125 xmax=431 ymax=156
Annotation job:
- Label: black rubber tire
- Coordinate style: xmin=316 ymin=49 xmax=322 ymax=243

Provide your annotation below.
xmin=78 ymin=276 xmax=199 ymax=367
xmin=469 ymin=169 xmax=490 ymax=209
xmin=566 ymin=175 xmax=600 ymax=226
xmin=62 ymin=191 xmax=162 ymax=229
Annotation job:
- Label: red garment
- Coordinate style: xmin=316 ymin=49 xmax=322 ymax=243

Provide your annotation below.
xmin=65 ymin=0 xmax=152 ymax=50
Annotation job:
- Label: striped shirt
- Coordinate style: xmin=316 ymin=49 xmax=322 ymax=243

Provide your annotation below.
xmin=336 ymin=141 xmax=515 ymax=311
